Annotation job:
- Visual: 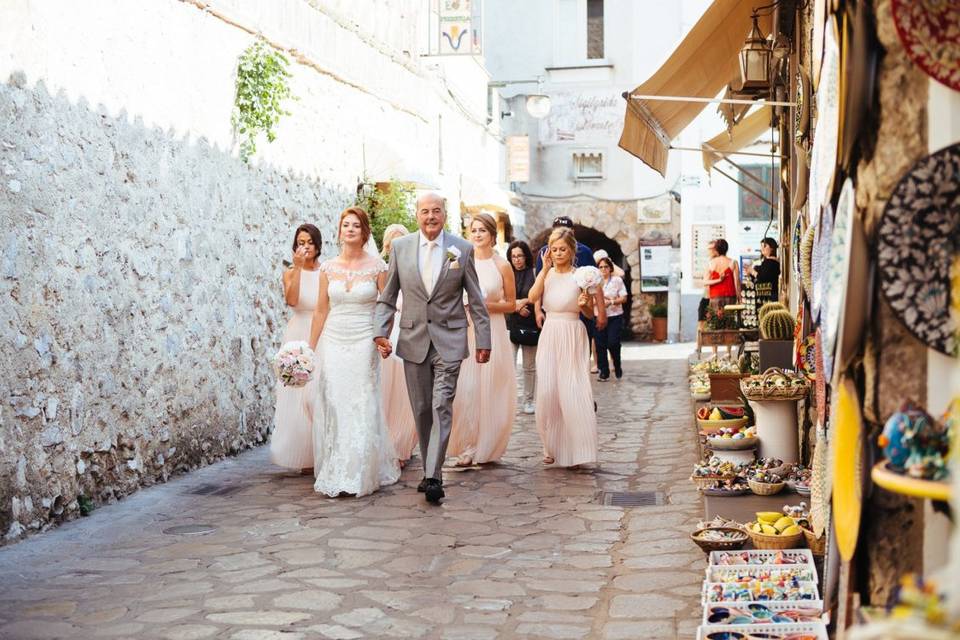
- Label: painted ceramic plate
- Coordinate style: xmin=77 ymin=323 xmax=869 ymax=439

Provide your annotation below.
xmin=792 ymin=215 xmax=804 ymax=282
xmin=792 ymin=144 xmax=810 ymax=212
xmin=892 ymin=0 xmax=960 ymax=92
xmin=796 ymin=67 xmax=811 ymax=142
xmin=811 ymin=203 xmax=834 ymax=325
xmin=799 ymin=334 xmax=816 ymax=381
xmin=800 ymin=222 xmax=816 ymax=297
xmin=841 ymin=2 xmax=879 ymax=171
xmin=809 ymin=19 xmax=841 ymax=212
xmin=830 ymin=377 xmax=863 ymax=563
xmin=815 ymin=327 xmax=827 ymax=429
xmin=810 ymin=425 xmax=829 ymax=538
xmin=878 ymin=143 xmax=960 ymax=357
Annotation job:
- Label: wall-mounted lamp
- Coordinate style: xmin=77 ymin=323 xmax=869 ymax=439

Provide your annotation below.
xmin=488 ymin=76 xmax=552 ymax=119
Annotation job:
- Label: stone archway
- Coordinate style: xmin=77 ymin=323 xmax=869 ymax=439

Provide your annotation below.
xmin=520 ymin=193 xmax=681 ymax=339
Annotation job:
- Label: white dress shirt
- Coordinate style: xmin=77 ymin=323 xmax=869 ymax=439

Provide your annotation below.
xmin=418 ymin=230 xmax=445 ymax=293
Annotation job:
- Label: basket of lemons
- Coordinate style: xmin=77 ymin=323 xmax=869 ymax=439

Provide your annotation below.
xmin=745 ymin=512 xmax=804 ymax=550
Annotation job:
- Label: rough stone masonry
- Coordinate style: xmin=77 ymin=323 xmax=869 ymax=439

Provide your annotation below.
xmin=0 ymin=75 xmax=347 ymax=544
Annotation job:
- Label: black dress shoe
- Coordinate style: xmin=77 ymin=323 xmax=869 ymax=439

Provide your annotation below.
xmin=417 ymin=478 xmax=429 ymax=493
xmin=424 ymin=479 xmax=444 ymax=504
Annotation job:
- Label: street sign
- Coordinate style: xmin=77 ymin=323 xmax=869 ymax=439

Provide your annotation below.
xmin=507 ymin=135 xmax=530 ymax=183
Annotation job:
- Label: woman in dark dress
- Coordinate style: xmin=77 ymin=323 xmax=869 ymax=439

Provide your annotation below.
xmin=751 ymin=237 xmax=781 ymax=305
xmin=508 ymin=240 xmax=538 ymax=415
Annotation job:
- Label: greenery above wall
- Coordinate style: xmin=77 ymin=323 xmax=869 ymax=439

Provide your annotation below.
xmin=232 ymin=41 xmax=295 ymax=162
xmin=356 ymin=180 xmax=417 ymax=251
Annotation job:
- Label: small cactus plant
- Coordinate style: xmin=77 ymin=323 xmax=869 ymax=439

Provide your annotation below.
xmin=760 ymin=309 xmax=795 ymax=340
xmin=758 ymin=301 xmax=786 ymax=323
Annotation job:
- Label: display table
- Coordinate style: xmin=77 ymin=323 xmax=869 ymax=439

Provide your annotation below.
xmin=704 ymin=492 xmax=807 ymax=523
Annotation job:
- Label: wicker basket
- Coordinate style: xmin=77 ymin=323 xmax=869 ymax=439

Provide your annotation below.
xmin=802 ymin=526 xmax=826 ymax=555
xmin=745 ymin=523 xmax=804 ymax=550
xmin=690 ymin=526 xmax=749 ymax=553
xmin=690 ymin=475 xmax=737 ymax=490
xmin=741 ymin=367 xmax=810 ymax=401
xmin=748 ymin=478 xmax=786 ymax=495
xmin=696 ymin=416 xmax=749 ymax=433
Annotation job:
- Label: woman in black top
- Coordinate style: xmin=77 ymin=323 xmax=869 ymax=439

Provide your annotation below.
xmin=508 ymin=240 xmax=538 ymax=415
xmin=751 ymin=236 xmax=781 ymax=303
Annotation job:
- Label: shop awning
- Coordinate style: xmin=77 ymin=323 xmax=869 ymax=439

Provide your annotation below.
xmin=701 ymin=105 xmax=773 ymax=173
xmin=618 ymin=0 xmax=771 ymax=176
xmin=460 ymin=175 xmax=512 ymax=212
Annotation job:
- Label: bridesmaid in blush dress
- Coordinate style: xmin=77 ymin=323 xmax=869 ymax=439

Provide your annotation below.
xmin=271 ymin=223 xmax=322 ymax=472
xmin=527 ymin=228 xmax=606 ymax=467
xmin=379 ymin=224 xmax=418 ymax=465
xmin=449 ymin=213 xmax=517 ymax=466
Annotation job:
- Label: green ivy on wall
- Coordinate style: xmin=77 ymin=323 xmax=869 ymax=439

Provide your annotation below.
xmin=231 ymin=41 xmax=295 ymax=162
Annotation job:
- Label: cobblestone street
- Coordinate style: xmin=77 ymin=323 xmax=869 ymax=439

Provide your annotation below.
xmin=0 ymin=344 xmax=705 ymax=640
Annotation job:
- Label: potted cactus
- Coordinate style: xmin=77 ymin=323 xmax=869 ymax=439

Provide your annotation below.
xmin=758 ymin=308 xmax=795 ymax=371
xmin=650 ymin=303 xmax=668 ymax=342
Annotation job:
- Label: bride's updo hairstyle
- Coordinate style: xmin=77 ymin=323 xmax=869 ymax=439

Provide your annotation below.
xmin=547 ymin=227 xmax=578 ymax=266
xmin=338 ymin=207 xmax=372 ymax=245
xmin=470 ymin=212 xmax=498 ymax=246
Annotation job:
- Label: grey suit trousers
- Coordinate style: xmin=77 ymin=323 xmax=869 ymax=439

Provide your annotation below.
xmin=402 ymin=343 xmax=462 ymax=480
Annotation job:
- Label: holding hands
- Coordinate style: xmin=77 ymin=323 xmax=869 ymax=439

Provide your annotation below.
xmin=374 ymin=337 xmax=392 ymax=359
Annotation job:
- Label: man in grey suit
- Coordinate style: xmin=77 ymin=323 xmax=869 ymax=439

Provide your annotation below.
xmin=373 ymin=193 xmax=491 ymax=504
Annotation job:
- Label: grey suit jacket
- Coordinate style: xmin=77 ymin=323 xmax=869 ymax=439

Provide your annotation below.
xmin=374 ymin=232 xmax=492 ymax=364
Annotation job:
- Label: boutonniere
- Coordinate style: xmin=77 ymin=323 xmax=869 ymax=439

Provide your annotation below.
xmin=446 ymin=246 xmax=461 ymax=269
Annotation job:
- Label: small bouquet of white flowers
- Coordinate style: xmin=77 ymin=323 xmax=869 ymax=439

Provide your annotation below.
xmin=272 ymin=341 xmax=316 ymax=387
xmin=574 ymin=265 xmax=603 ymax=294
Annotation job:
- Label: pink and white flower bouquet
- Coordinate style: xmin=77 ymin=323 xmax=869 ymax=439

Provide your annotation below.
xmin=574 ymin=265 xmax=603 ymax=293
xmin=272 ymin=341 xmax=316 ymax=387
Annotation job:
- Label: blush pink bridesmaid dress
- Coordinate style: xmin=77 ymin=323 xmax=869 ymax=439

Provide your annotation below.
xmin=380 ymin=293 xmax=418 ymax=462
xmin=535 ymin=269 xmax=598 ymax=467
xmin=270 ymin=267 xmax=320 ymax=470
xmin=449 ymin=256 xmax=516 ymax=464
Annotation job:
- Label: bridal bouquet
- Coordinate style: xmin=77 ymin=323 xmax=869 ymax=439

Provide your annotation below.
xmin=272 ymin=341 xmax=316 ymax=387
xmin=574 ymin=265 xmax=603 ymax=293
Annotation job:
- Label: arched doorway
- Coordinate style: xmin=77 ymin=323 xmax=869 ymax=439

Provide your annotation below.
xmin=530 ymin=225 xmax=633 ymax=339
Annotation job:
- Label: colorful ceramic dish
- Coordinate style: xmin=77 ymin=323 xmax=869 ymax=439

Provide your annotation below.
xmin=891 ymin=0 xmax=960 ymax=92
xmin=877 ymin=143 xmax=960 ymax=357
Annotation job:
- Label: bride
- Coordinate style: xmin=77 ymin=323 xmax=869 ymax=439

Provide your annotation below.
xmin=308 ymin=207 xmax=400 ymax=497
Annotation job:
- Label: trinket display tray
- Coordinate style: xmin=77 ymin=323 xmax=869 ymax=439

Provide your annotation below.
xmin=702 ymin=600 xmax=825 ymax=626
xmin=697 ymin=621 xmax=828 ymax=639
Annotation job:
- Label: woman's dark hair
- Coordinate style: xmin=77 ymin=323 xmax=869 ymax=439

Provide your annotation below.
xmin=292 ymin=223 xmax=323 ymax=254
xmin=761 ymin=237 xmax=779 ymax=252
xmin=507 ymin=240 xmax=533 ymax=271
xmin=714 ymin=238 xmax=729 ymax=255
xmin=597 ymin=256 xmax=614 ymax=271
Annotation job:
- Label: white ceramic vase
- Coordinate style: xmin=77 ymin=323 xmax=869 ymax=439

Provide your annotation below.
xmin=750 ymin=398 xmax=800 ymax=463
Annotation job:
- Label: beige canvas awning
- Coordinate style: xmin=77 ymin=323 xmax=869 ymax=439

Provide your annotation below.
xmin=618 ymin=0 xmax=771 ymax=176
xmin=701 ymin=105 xmax=773 ymax=173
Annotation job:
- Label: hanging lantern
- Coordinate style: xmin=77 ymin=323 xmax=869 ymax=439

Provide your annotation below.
xmin=739 ymin=13 xmax=771 ymax=92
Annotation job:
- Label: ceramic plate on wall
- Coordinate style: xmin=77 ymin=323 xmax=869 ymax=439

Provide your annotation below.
xmin=800 ymin=221 xmax=816 ymax=297
xmin=830 ymin=376 xmax=863 ymax=563
xmin=810 ymin=424 xmax=829 ymax=537
xmin=878 ymin=143 xmax=960 ymax=357
xmin=815 ymin=327 xmax=827 ymax=429
xmin=811 ymin=203 xmax=834 ymax=325
xmin=825 ymin=179 xmax=871 ymax=377
xmin=892 ymin=0 xmax=960 ymax=92
xmin=841 ymin=2 xmax=879 ymax=171
xmin=809 ymin=19 xmax=841 ymax=212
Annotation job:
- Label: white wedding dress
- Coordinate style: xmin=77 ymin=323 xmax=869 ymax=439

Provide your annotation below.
xmin=312 ymin=260 xmax=400 ymax=497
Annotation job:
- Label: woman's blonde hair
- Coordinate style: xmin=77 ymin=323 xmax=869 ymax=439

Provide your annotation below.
xmin=548 ymin=227 xmax=577 ymax=265
xmin=381 ymin=224 xmax=409 ymax=258
xmin=469 ymin=212 xmax=498 ymax=246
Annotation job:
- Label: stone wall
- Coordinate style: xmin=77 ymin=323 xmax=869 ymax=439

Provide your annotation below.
xmin=0 ymin=77 xmax=348 ymax=542
xmin=522 ymin=194 xmax=681 ymax=338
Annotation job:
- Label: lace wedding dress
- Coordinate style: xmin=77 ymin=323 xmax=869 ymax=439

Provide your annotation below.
xmin=312 ymin=260 xmax=400 ymax=497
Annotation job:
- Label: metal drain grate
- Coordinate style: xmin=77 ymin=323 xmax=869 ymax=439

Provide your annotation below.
xmin=186 ymin=483 xmax=245 ymax=497
xmin=600 ymin=491 xmax=664 ymax=507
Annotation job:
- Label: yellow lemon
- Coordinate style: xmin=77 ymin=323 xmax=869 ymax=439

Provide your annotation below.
xmin=781 ymin=525 xmax=802 ymax=536
xmin=760 ymin=524 xmax=778 ymax=535
xmin=774 ymin=516 xmax=795 ymax=532
xmin=757 ymin=512 xmax=781 ymax=523
xmin=751 ymin=522 xmax=762 ymax=533
xmin=709 ymin=408 xmax=722 ymax=420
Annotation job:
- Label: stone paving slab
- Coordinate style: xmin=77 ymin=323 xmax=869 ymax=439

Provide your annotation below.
xmin=0 ymin=344 xmax=706 ymax=639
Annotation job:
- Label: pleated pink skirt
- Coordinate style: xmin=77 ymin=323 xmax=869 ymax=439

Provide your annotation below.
xmin=449 ymin=314 xmax=516 ymax=463
xmin=270 ymin=309 xmax=316 ymax=470
xmin=535 ymin=312 xmax=598 ymax=467
xmin=381 ymin=354 xmax=418 ymax=461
